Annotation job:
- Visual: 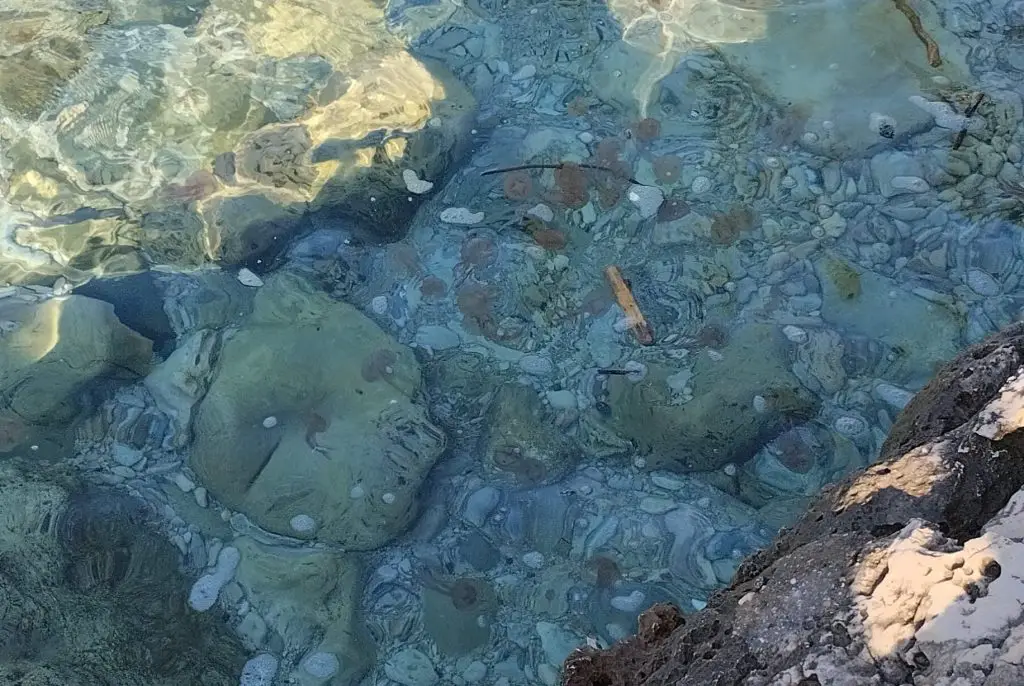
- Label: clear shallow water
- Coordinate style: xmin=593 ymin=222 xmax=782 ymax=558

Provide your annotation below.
xmin=0 ymin=0 xmax=1022 ymax=683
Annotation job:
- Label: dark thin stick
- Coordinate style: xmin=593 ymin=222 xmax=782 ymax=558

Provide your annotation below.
xmin=596 ymin=368 xmax=632 ymax=376
xmin=952 ymin=92 xmax=985 ymax=151
xmin=481 ymin=162 xmax=645 ymax=186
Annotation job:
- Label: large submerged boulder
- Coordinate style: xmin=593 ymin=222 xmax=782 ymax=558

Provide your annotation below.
xmin=563 ymin=322 xmax=1024 ymax=685
xmin=189 ymin=271 xmax=446 ymax=550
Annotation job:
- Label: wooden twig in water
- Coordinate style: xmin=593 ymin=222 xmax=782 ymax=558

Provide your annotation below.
xmin=893 ymin=0 xmax=942 ymax=67
xmin=481 ymin=162 xmax=644 ymax=187
xmin=952 ymin=92 xmax=985 ymax=150
xmin=605 ymin=265 xmax=654 ymax=346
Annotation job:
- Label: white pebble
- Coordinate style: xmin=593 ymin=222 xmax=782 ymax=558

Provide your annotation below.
xmin=350 ymin=484 xmax=366 ymax=499
xmin=382 ymin=492 xmax=396 ymax=504
xmin=262 ymin=416 xmax=278 ymax=429
xmin=188 ymin=546 xmax=240 ymax=611
xmin=289 ymin=514 xmax=317 ymax=533
xmin=522 ymin=551 xmax=545 ymax=569
xmin=610 ymin=590 xmax=646 ymax=613
xmin=302 ymin=652 xmax=340 ymax=678
xmin=402 ymin=169 xmax=434 ymax=194
xmin=371 ymin=295 xmax=389 ymax=315
xmin=527 ymin=203 xmax=555 ymax=223
xmin=240 ymin=654 xmax=278 ymax=686
xmin=834 ymin=415 xmax=867 ymax=436
xmin=690 ymin=175 xmax=712 ymax=194
xmin=194 ymin=486 xmax=209 ymax=508
xmin=511 ymin=64 xmax=536 ymax=81
xmin=752 ymin=395 xmax=767 ymax=413
xmin=627 ymin=184 xmax=664 ymax=219
xmin=440 ymin=207 xmax=484 ymax=225
xmin=237 ymin=268 xmax=263 ymax=287
xmin=723 ymin=463 xmax=737 ymax=476
xmin=782 ymin=325 xmax=808 ymax=343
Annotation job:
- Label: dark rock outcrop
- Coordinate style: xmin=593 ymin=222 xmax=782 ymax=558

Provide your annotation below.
xmin=563 ymin=323 xmax=1024 ymax=686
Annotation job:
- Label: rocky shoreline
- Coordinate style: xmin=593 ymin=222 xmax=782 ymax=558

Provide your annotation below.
xmin=562 ymin=322 xmax=1024 ymax=685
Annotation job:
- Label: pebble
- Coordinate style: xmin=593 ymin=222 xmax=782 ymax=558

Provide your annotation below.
xmin=511 ymin=64 xmax=537 ymax=81
xmin=463 ymin=661 xmax=488 ymax=683
xmin=262 ymin=416 xmax=278 ymax=429
xmin=402 ymin=169 xmax=434 ymax=194
xmin=546 ymin=390 xmax=577 ymax=410
xmin=981 ymin=152 xmax=1004 ymax=177
xmin=527 ymin=203 xmax=555 ymax=222
xmin=967 ymin=268 xmax=1001 ymax=296
xmin=639 ymin=497 xmax=677 ymax=514
xmin=240 ymin=654 xmax=278 ymax=686
xmin=371 ymin=295 xmax=389 ymax=315
xmin=188 ymin=546 xmax=240 ymax=611
xmin=1008 ymin=143 xmax=1022 ymax=164
xmin=889 ymin=176 xmax=929 ymax=193
xmin=173 ymin=472 xmax=195 ymax=493
xmin=520 ymin=354 xmax=554 ymax=376
xmin=440 ymin=207 xmax=484 ymax=225
xmin=834 ymin=415 xmax=867 ymax=436
xmin=289 ymin=514 xmax=317 ymax=533
xmin=113 ymin=444 xmax=144 ymax=467
xmin=302 ymin=652 xmax=340 ymax=679
xmin=651 ymin=473 xmax=686 ymax=490
xmin=610 ymin=590 xmax=647 ymax=613
xmin=384 ymin=648 xmax=439 ymax=686
xmin=690 ymin=176 xmax=712 ymax=194
xmin=415 ymin=325 xmax=461 ymax=350
xmin=237 ymin=268 xmax=264 ymax=287
xmin=194 ymin=486 xmax=209 ymax=508
xmin=522 ymin=551 xmax=546 ymax=569
xmin=874 ymin=383 xmax=915 ymax=410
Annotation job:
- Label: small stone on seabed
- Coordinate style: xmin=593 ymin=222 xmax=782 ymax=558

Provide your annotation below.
xmin=627 ymin=184 xmax=664 ymax=219
xmin=382 ymin=492 xmax=396 ymax=504
xmin=240 ymin=654 xmax=278 ymax=686
xmin=402 ymin=169 xmax=434 ymax=194
xmin=522 ymin=551 xmax=545 ymax=569
xmin=237 ymin=268 xmax=264 ymax=287
xmin=371 ymin=295 xmax=389 ymax=315
xmin=262 ymin=416 xmax=278 ymax=429
xmin=440 ymin=207 xmax=484 ymax=224
xmin=302 ymin=652 xmax=340 ymax=678
xmin=289 ymin=514 xmax=316 ymax=533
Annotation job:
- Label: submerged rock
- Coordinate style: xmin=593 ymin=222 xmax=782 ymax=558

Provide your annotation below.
xmin=607 ymin=323 xmax=819 ymax=471
xmin=0 ymin=291 xmax=153 ymax=426
xmin=189 ymin=271 xmax=445 ymax=549
xmin=479 ymin=383 xmax=576 ymax=485
xmin=562 ymin=323 xmax=1024 ymax=685
xmin=233 ymin=537 xmax=373 ymax=685
xmin=0 ymin=462 xmax=246 ymax=684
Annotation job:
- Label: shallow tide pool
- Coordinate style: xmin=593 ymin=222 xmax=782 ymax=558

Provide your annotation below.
xmin=0 ymin=0 xmax=1021 ymax=683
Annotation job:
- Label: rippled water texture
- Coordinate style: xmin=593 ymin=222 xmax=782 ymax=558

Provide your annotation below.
xmin=1 ymin=0 xmax=1022 ymax=683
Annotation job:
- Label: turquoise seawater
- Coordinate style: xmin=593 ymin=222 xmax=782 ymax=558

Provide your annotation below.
xmin=0 ymin=0 xmax=1021 ymax=683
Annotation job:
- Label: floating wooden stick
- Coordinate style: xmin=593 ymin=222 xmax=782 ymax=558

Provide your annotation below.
xmin=893 ymin=0 xmax=942 ymax=67
xmin=604 ymin=265 xmax=654 ymax=346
